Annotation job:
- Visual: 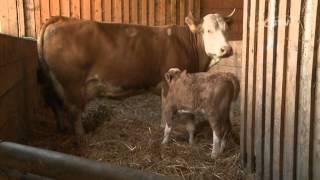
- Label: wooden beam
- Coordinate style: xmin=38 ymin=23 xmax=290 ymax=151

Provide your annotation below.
xmin=297 ymin=0 xmax=319 ymax=179
xmin=70 ymin=0 xmax=80 ymax=19
xmin=240 ymin=0 xmax=250 ymax=168
xmin=16 ymin=0 xmax=25 ymax=37
xmin=148 ymin=0 xmax=155 ymax=25
xmin=50 ymin=0 xmax=61 ymax=16
xmin=60 ymin=0 xmax=70 ymax=17
xmin=246 ymin=0 xmax=258 ymax=172
xmin=141 ymin=0 xmax=147 ymax=25
xmin=170 ymin=0 xmax=176 ymax=25
xmin=254 ymin=0 xmax=267 ymax=178
xmin=103 ymin=0 xmax=112 ymax=22
xmin=114 ymin=0 xmax=122 ymax=23
xmin=81 ymin=0 xmax=91 ymax=20
xmin=24 ymin=0 xmax=36 ymax=37
xmin=179 ymin=0 xmax=185 ymax=26
xmin=130 ymin=0 xmax=138 ymax=24
xmin=34 ymin=0 xmax=42 ymax=37
xmin=283 ymin=0 xmax=303 ymax=179
xmin=93 ymin=0 xmax=102 ymax=21
xmin=123 ymin=0 xmax=130 ymax=23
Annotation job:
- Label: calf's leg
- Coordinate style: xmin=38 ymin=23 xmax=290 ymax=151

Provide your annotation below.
xmin=184 ymin=114 xmax=195 ymax=144
xmin=161 ymin=108 xmax=174 ymax=144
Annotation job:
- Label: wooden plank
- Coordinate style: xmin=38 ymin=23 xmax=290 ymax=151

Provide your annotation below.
xmin=123 ymin=0 xmax=130 ymax=23
xmin=148 ymin=0 xmax=155 ymax=25
xmin=50 ymin=0 xmax=61 ymax=16
xmin=170 ymin=0 xmax=176 ymax=25
xmin=179 ymin=0 xmax=185 ymax=25
xmin=81 ymin=0 xmax=91 ymax=20
xmin=114 ymin=0 xmax=122 ymax=23
xmin=70 ymin=0 xmax=81 ymax=18
xmin=158 ymin=0 xmax=166 ymax=25
xmin=240 ymin=0 xmax=249 ymax=168
xmin=283 ymin=0 xmax=303 ymax=179
xmin=34 ymin=0 xmax=41 ymax=37
xmin=314 ymin=13 xmax=320 ymax=180
xmin=141 ymin=0 xmax=147 ymax=25
xmin=24 ymin=0 xmax=36 ymax=37
xmin=194 ymin=0 xmax=200 ymax=19
xmin=297 ymin=0 xmax=319 ymax=179
xmin=16 ymin=0 xmax=25 ymax=37
xmin=130 ymin=0 xmax=138 ymax=24
xmin=41 ymin=0 xmax=51 ymax=23
xmin=103 ymin=0 xmax=112 ymax=22
xmin=273 ymin=0 xmax=289 ymax=179
xmin=60 ymin=0 xmax=71 ymax=17
xmin=188 ymin=0 xmax=194 ymax=14
xmin=0 ymin=0 xmax=8 ymax=34
xmin=246 ymin=0 xmax=258 ymax=172
xmin=0 ymin=62 xmax=23 ymax=97
xmin=7 ymin=0 xmax=18 ymax=36
xmin=264 ymin=0 xmax=278 ymax=180
xmin=93 ymin=0 xmax=102 ymax=21
xmin=254 ymin=0 xmax=267 ymax=178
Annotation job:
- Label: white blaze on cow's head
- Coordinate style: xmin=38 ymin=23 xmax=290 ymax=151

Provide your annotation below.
xmin=185 ymin=10 xmax=235 ymax=67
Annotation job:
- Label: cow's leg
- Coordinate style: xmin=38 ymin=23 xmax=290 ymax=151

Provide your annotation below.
xmin=74 ymin=112 xmax=85 ymax=136
xmin=161 ymin=107 xmax=174 ymax=144
xmin=184 ymin=114 xmax=196 ymax=144
xmin=52 ymin=104 xmax=65 ymax=132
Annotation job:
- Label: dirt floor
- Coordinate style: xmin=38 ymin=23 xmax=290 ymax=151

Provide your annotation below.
xmin=30 ymin=92 xmax=252 ymax=180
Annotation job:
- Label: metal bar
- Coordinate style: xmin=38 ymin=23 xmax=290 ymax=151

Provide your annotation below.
xmin=0 ymin=168 xmax=53 ymax=180
xmin=0 ymin=141 xmax=170 ymax=180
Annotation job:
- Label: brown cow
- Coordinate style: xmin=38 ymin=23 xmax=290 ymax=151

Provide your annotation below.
xmin=161 ymin=68 xmax=239 ymax=158
xmin=37 ymin=11 xmax=235 ymax=137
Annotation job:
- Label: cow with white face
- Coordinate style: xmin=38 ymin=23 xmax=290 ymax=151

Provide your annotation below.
xmin=185 ymin=9 xmax=235 ymax=67
xmin=37 ymin=10 xmax=235 ymax=138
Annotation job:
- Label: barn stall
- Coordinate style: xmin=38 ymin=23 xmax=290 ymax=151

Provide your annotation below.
xmin=241 ymin=0 xmax=320 ymax=179
xmin=0 ymin=0 xmax=245 ymax=179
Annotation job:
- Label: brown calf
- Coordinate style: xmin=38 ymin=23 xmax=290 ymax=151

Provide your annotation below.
xmin=161 ymin=68 xmax=239 ymax=158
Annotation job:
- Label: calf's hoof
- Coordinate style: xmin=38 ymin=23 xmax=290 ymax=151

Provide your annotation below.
xmin=161 ymin=138 xmax=169 ymax=144
xmin=211 ymin=152 xmax=219 ymax=159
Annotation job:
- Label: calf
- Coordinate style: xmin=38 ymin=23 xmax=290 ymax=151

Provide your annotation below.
xmin=161 ymin=68 xmax=240 ymax=158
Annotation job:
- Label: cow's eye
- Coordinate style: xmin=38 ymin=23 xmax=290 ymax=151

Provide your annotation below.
xmin=207 ymin=30 xmax=212 ymax=33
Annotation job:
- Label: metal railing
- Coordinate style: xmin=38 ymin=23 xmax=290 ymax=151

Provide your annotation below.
xmin=0 ymin=141 xmax=171 ymax=180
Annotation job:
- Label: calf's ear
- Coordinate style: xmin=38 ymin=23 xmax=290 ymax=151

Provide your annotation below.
xmin=165 ymin=68 xmax=182 ymax=83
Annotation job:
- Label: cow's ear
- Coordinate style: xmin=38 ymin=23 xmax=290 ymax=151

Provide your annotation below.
xmin=185 ymin=12 xmax=201 ymax=33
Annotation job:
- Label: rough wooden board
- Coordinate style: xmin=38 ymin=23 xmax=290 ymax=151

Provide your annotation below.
xmin=297 ymin=0 xmax=319 ymax=179
xmin=240 ymin=0 xmax=250 ymax=168
xmin=283 ymin=0 xmax=303 ymax=179
xmin=254 ymin=0 xmax=267 ymax=178
xmin=81 ymin=0 xmax=91 ymax=20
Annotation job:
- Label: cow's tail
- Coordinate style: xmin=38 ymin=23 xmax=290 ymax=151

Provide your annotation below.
xmin=37 ymin=17 xmax=66 ymax=132
xmin=224 ymin=73 xmax=240 ymax=101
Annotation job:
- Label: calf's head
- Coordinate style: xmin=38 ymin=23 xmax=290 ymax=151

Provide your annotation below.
xmin=185 ymin=10 xmax=235 ymax=66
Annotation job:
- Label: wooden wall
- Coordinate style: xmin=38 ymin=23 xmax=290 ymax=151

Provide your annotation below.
xmin=241 ymin=0 xmax=320 ymax=179
xmin=0 ymin=34 xmax=38 ymax=142
xmin=200 ymin=0 xmax=243 ymax=40
xmin=0 ymin=0 xmax=201 ymax=38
